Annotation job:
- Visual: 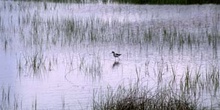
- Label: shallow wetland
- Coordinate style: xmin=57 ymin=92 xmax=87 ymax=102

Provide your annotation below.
xmin=0 ymin=1 xmax=220 ymax=109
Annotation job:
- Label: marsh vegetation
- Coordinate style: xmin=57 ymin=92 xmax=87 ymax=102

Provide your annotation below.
xmin=14 ymin=0 xmax=220 ymax=4
xmin=0 ymin=0 xmax=220 ymax=109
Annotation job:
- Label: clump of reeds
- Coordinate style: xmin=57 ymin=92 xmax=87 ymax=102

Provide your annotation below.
xmin=78 ymin=55 xmax=103 ymax=80
xmin=17 ymin=52 xmax=47 ymax=77
xmin=0 ymin=86 xmax=22 ymax=110
xmin=93 ymin=83 xmax=200 ymax=110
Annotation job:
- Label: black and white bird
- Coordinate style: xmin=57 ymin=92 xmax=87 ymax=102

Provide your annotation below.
xmin=112 ymin=51 xmax=121 ymax=59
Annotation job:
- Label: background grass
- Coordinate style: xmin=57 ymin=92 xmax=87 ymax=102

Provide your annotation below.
xmin=14 ymin=0 xmax=220 ymax=4
xmin=113 ymin=0 xmax=220 ymax=4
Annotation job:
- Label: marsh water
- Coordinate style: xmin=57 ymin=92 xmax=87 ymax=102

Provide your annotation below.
xmin=0 ymin=1 xmax=220 ymax=109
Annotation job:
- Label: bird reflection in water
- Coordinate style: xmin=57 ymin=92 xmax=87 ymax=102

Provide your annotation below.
xmin=112 ymin=61 xmax=120 ymax=69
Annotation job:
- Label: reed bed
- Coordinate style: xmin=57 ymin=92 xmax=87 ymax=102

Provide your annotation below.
xmin=2 ymin=1 xmax=219 ymax=52
xmin=93 ymin=83 xmax=200 ymax=110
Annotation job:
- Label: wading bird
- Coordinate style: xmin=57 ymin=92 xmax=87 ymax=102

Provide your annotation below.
xmin=112 ymin=51 xmax=121 ymax=60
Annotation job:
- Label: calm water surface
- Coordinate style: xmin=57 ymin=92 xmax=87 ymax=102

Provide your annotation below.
xmin=0 ymin=1 xmax=220 ymax=109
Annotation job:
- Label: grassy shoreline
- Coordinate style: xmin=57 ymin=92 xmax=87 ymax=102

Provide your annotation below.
xmin=14 ymin=0 xmax=220 ymax=4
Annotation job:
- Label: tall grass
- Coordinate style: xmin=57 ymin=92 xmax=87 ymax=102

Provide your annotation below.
xmin=93 ymin=82 xmax=200 ymax=110
xmin=78 ymin=54 xmax=103 ymax=80
xmin=3 ymin=1 xmax=218 ymax=54
xmin=17 ymin=52 xmax=48 ymax=78
xmin=0 ymin=86 xmax=22 ymax=110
